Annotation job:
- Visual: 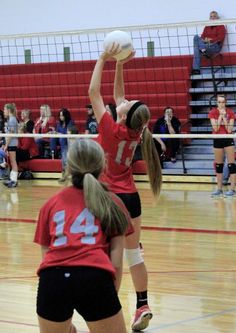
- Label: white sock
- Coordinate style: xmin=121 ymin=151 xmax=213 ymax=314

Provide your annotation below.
xmin=10 ymin=170 xmax=18 ymax=182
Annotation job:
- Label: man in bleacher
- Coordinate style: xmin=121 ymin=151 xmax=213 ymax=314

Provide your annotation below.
xmin=191 ymin=10 xmax=226 ymax=75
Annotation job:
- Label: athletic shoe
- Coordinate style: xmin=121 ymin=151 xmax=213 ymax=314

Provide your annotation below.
xmin=3 ymin=180 xmax=17 ymax=188
xmin=211 ymin=189 xmax=223 ymax=198
xmin=224 ymin=190 xmax=236 ymax=197
xmin=131 ymin=305 xmax=153 ymax=331
xmin=191 ymin=69 xmax=201 ymax=75
xmin=200 ymin=49 xmax=211 ymax=58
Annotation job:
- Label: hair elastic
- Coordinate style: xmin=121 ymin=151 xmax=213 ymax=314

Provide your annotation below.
xmin=126 ymin=101 xmax=144 ymax=128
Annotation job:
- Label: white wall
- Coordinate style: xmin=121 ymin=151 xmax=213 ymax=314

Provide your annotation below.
xmin=0 ymin=0 xmax=235 ymax=35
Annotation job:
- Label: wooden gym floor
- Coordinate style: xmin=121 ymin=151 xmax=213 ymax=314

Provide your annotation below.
xmin=0 ymin=180 xmax=236 ymax=333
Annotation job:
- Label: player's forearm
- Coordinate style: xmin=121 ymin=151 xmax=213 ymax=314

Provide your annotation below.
xmin=114 ymin=62 xmax=125 ymax=104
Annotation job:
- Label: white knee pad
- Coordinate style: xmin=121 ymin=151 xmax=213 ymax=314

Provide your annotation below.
xmin=124 ymin=248 xmax=144 ymax=268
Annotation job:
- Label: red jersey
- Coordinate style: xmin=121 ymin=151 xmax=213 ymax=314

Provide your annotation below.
xmin=97 ymin=112 xmax=140 ymax=193
xmin=34 ymin=186 xmax=132 ymax=276
xmin=18 ymin=137 xmax=39 ymax=157
xmin=201 ymin=25 xmax=226 ymax=45
xmin=209 ymin=108 xmax=235 ymax=134
xmin=34 ymin=117 xmax=55 ymax=141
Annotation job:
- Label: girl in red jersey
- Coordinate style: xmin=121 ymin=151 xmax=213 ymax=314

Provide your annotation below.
xmin=209 ymin=94 xmax=236 ymax=197
xmin=89 ymin=45 xmax=162 ymax=331
xmin=16 ymin=122 xmax=39 ymax=162
xmin=34 ymin=139 xmax=132 ymax=333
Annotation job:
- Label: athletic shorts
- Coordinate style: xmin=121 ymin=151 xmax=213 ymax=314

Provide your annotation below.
xmin=7 ymin=146 xmax=17 ymax=152
xmin=116 ymin=192 xmax=141 ymax=218
xmin=213 ymin=138 xmax=235 ymax=149
xmin=37 ymin=266 xmax=121 ymax=322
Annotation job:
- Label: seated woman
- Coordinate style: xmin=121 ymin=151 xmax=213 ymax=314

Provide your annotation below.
xmin=0 ymin=148 xmax=9 ymax=180
xmin=153 ymin=107 xmax=181 ymax=163
xmin=21 ymin=109 xmax=34 ymax=133
xmin=17 ymin=122 xmax=40 ymax=163
xmin=0 ymin=109 xmax=5 ymax=146
xmin=33 ymin=104 xmax=55 ymax=158
xmin=50 ymin=107 xmax=74 ymax=162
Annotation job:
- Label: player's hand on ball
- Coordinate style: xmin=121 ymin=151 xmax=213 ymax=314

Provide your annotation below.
xmin=100 ymin=43 xmax=122 ymax=61
xmin=117 ymin=49 xmax=136 ymax=64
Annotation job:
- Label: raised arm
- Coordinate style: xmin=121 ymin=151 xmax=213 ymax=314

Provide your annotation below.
xmin=114 ymin=62 xmax=125 ymax=106
xmin=114 ymin=51 xmax=135 ymax=106
xmin=89 ymin=45 xmax=121 ymax=123
xmin=88 ymin=56 xmax=107 ymax=123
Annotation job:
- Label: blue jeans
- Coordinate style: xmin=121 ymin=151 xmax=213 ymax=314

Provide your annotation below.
xmin=193 ymin=35 xmax=221 ymax=70
xmin=50 ymin=137 xmax=68 ymax=169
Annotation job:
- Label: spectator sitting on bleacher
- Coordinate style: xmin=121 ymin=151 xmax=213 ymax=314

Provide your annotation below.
xmin=0 ymin=147 xmax=8 ymax=180
xmin=49 ymin=108 xmax=74 ymax=174
xmin=21 ymin=109 xmax=34 ymax=133
xmin=191 ymin=10 xmax=226 ymax=75
xmin=33 ymin=104 xmax=55 ymax=158
xmin=84 ymin=104 xmax=98 ymax=134
xmin=0 ymin=109 xmax=6 ymax=147
xmin=16 ymin=122 xmax=39 ymax=164
xmin=153 ymin=107 xmax=181 ymax=163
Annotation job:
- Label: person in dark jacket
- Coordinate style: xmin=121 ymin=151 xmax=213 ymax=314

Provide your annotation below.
xmin=153 ymin=107 xmax=181 ymax=163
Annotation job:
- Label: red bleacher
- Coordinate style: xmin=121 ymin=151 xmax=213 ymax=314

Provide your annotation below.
xmin=18 ymin=158 xmax=147 ymax=175
xmin=3 ymin=53 xmax=235 ymax=174
xmin=0 ymin=55 xmax=192 ymax=131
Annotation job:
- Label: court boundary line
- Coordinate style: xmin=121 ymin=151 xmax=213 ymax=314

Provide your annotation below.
xmin=147 ymin=306 xmax=236 ymax=331
xmin=1 ymin=217 xmax=236 ymax=234
xmin=0 ymin=319 xmax=88 ymax=333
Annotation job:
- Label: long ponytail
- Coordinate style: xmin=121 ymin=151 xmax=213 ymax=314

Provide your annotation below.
xmin=141 ymin=126 xmax=162 ymax=197
xmin=67 ymin=139 xmax=129 ymax=236
xmin=129 ymin=103 xmax=162 ymax=197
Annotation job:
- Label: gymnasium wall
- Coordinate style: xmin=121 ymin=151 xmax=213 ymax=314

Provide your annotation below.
xmin=0 ymin=0 xmax=235 ymax=35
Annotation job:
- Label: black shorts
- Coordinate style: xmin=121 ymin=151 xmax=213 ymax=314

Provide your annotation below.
xmin=37 ymin=266 xmax=121 ymax=322
xmin=7 ymin=146 xmax=17 ymax=152
xmin=116 ymin=192 xmax=141 ymax=218
xmin=213 ymin=138 xmax=235 ymax=149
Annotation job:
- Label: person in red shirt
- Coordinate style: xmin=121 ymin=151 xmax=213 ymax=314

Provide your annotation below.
xmin=191 ymin=10 xmax=226 ymax=75
xmin=16 ymin=122 xmax=39 ymax=163
xmin=34 ymin=138 xmax=132 ymax=333
xmin=209 ymin=94 xmax=236 ymax=197
xmin=89 ymin=46 xmax=162 ymax=331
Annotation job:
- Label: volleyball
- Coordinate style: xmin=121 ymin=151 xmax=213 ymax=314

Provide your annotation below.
xmin=103 ymin=30 xmax=133 ymax=61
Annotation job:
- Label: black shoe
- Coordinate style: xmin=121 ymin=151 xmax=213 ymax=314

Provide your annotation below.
xmin=200 ymin=50 xmax=211 ymax=58
xmin=191 ymin=69 xmax=201 ymax=75
xmin=3 ymin=180 xmax=17 ymax=188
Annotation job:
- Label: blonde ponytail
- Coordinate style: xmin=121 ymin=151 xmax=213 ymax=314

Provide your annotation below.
xmin=67 ymin=139 xmax=129 ymax=236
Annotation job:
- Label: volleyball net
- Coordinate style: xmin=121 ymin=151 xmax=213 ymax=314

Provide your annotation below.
xmin=0 ymin=132 xmax=235 ymax=178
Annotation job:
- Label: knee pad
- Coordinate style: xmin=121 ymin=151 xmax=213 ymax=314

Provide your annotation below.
xmin=228 ymin=163 xmax=236 ymax=174
xmin=215 ymin=163 xmax=224 ymax=173
xmin=124 ymin=248 xmax=144 ymax=268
